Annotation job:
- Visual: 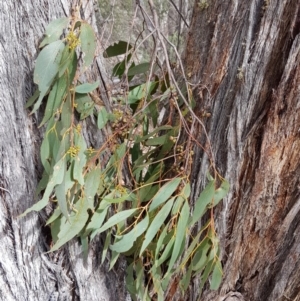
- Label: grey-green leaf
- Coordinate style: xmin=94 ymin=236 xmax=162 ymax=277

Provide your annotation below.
xmin=103 ymin=41 xmax=132 ymax=58
xmin=50 ymin=197 xmax=89 ymax=252
xmin=40 ymin=17 xmax=69 ymax=48
xmin=145 ymin=135 xmax=168 ymax=146
xmin=25 ymin=89 xmax=40 ymax=108
xmin=96 ymin=208 xmax=137 ymax=235
xmin=97 ymin=106 xmax=108 ymax=130
xmin=79 ymin=23 xmax=96 ymax=69
xmin=210 ymin=260 xmax=223 ymax=290
xmin=190 ymin=180 xmax=215 ymax=225
xmin=101 ymin=229 xmax=111 ymax=264
xmin=127 ymin=62 xmax=150 ymax=76
xmin=127 ymin=82 xmax=157 ymax=104
xmin=140 ymin=199 xmax=174 ymax=255
xmin=192 ymin=240 xmax=211 ymax=272
xmin=40 ymin=74 xmax=67 ymax=127
xmin=155 ymin=221 xmax=170 ymax=259
xmin=75 ymin=81 xmax=99 ymax=93
xmin=55 ymin=181 xmax=69 ymax=219
xmin=72 ymin=135 xmax=87 ymax=186
xmin=84 ymin=168 xmax=102 ymax=208
xmin=58 ymin=47 xmax=76 ymax=77
xmin=167 ymin=201 xmax=189 ymax=273
xmin=89 ymin=206 xmax=109 ymax=240
xmin=180 ymin=263 xmax=193 ymax=292
xmin=33 ymin=40 xmax=65 ymax=113
xmin=19 ymin=158 xmax=66 ymax=217
xmin=109 ymin=251 xmax=120 ymax=270
xmin=110 ymin=214 xmax=149 ymax=253
xmin=213 ymin=179 xmax=229 ymax=207
xmin=156 ymin=236 xmax=175 ymax=267
xmin=46 ymin=207 xmax=61 ymax=225
xmin=149 ymin=178 xmax=181 ymax=212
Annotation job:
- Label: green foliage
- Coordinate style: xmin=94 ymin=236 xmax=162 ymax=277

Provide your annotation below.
xmin=103 ymin=40 xmax=132 ymax=58
xmin=23 ymin=14 xmax=229 ymax=300
xmin=79 ymin=23 xmax=96 ymax=68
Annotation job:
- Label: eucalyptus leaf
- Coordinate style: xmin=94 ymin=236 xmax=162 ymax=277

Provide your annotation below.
xmin=55 ymin=179 xmax=69 ymax=219
xmin=97 ymin=106 xmax=108 ymax=130
xmin=138 ymin=184 xmax=159 ymax=203
xmin=54 ymin=166 xmax=74 ymax=219
xmin=200 ymin=260 xmax=214 ymax=293
xmin=81 ymin=235 xmax=89 ymax=259
xmin=40 ymin=17 xmax=69 ymax=48
xmin=151 ymin=269 xmax=164 ymax=301
xmin=149 ymin=178 xmax=181 ymax=212
xmin=101 ymin=229 xmax=111 ymax=264
xmin=19 ymin=158 xmax=66 ymax=217
xmin=104 ymin=191 xmax=136 ymax=204
xmin=95 ymin=208 xmax=137 ymax=235
xmin=142 ymin=285 xmax=151 ymax=301
xmin=112 ymin=55 xmax=134 ymax=79
xmin=46 ymin=207 xmax=61 ymax=225
xmin=155 ymin=221 xmax=170 ymax=259
xmin=135 ymin=260 xmax=144 ymax=291
xmin=192 ymin=240 xmax=211 ymax=272
xmin=167 ymin=201 xmax=189 ymax=274
xmin=89 ymin=206 xmax=109 ymax=240
xmin=190 ymin=180 xmax=215 ymax=225
xmin=51 ymin=215 xmax=65 ymax=244
xmin=127 ymin=62 xmax=150 ymax=76
xmin=40 ymin=74 xmax=67 ymax=126
xmin=210 ymin=260 xmax=223 ymax=290
xmin=58 ymin=47 xmax=76 ymax=77
xmin=72 ymin=135 xmax=87 ymax=186
xmin=50 ymin=197 xmax=89 ymax=252
xmin=178 ymin=231 xmax=203 ymax=271
xmin=213 ymin=179 xmax=229 ymax=207
xmin=79 ymin=23 xmax=96 ymax=69
xmin=145 ymin=134 xmax=168 ymax=146
xmin=35 ymin=171 xmax=49 ymax=197
xmin=135 ymin=125 xmax=173 ymax=143
xmin=25 ymin=89 xmax=39 ymax=108
xmin=126 ymin=263 xmax=138 ymax=300
xmin=127 ymin=82 xmax=157 ymax=104
xmin=103 ymin=41 xmax=132 ymax=58
xmin=110 ymin=214 xmax=149 ymax=253
xmin=140 ymin=199 xmax=174 ymax=255
xmin=75 ymin=81 xmax=99 ymax=93
xmin=84 ymin=168 xmax=102 ymax=208
xmin=74 ymin=93 xmax=93 ymax=113
xmin=80 ymin=105 xmax=94 ymax=119
xmin=40 ymin=132 xmax=51 ymax=174
xmin=32 ymin=40 xmax=65 ymax=114
xmin=156 ymin=236 xmax=175 ymax=267
xmin=109 ymin=251 xmax=120 ymax=270
xmin=180 ymin=263 xmax=193 ymax=292
xmin=171 ymin=182 xmax=190 ymax=216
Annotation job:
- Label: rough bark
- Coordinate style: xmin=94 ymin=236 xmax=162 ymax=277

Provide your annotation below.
xmin=184 ymin=0 xmax=300 ymax=300
xmin=0 ymin=1 xmax=127 ymax=300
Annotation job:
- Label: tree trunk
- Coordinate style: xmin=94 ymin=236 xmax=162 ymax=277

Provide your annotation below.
xmin=0 ymin=1 xmax=127 ymax=300
xmin=184 ymin=0 xmax=300 ymax=300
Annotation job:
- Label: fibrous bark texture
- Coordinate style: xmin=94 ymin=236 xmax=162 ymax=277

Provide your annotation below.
xmin=184 ymin=1 xmax=300 ymax=300
xmin=0 ymin=1 xmax=127 ymax=300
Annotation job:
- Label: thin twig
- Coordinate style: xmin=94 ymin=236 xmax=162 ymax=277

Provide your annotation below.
xmin=0 ymin=187 xmax=13 ymax=200
xmin=145 ymin=0 xmax=216 ymax=169
xmin=168 ymin=0 xmax=189 ymax=28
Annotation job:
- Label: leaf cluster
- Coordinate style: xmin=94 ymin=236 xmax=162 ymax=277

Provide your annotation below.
xmin=23 ymin=16 xmax=229 ymax=300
